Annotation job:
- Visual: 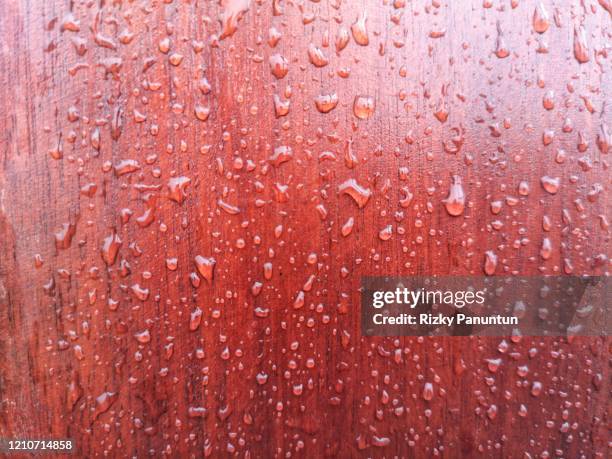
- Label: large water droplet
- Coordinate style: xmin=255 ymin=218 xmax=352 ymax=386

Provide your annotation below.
xmin=442 ymin=175 xmax=466 ymax=216
xmin=353 ymin=95 xmax=375 ymax=119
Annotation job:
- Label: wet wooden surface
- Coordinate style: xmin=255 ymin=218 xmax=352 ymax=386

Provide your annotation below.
xmin=0 ymin=0 xmax=610 ymax=457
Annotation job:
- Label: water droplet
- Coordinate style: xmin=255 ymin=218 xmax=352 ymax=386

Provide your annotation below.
xmin=540 ymin=176 xmax=560 ymax=194
xmin=308 ymin=43 xmax=328 ymax=67
xmin=269 ymin=53 xmax=288 ymax=79
xmin=219 ymin=0 xmax=251 ymax=40
xmin=190 ymin=307 xmax=203 ymax=331
xmin=573 ymin=26 xmax=590 ymax=63
xmin=341 ymin=217 xmax=354 ymax=237
xmin=540 ymin=237 xmax=552 ymax=260
xmin=94 ymin=391 xmax=118 ymax=419
xmin=195 ymin=256 xmax=216 ymax=283
xmin=335 ymin=27 xmax=350 ymax=52
xmin=338 ymin=178 xmax=372 ymax=208
xmin=269 ymin=145 xmax=293 ymax=166
xmin=101 ymin=231 xmax=122 ymax=266
xmin=422 ymin=382 xmax=434 ymax=401
xmin=351 ymin=12 xmax=369 ymax=46
xmin=353 ymin=95 xmax=375 ymax=119
xmin=167 ymin=176 xmax=191 ymax=203
xmin=314 ymin=93 xmax=339 ymax=113
xmin=134 ymin=329 xmax=151 ymax=343
xmin=495 ymin=22 xmax=510 ymax=58
xmin=442 ymin=175 xmax=466 ymax=216
xmin=273 ymin=94 xmax=290 ymax=117
xmin=194 ymin=105 xmax=211 ymax=121
xmin=378 ymin=225 xmax=393 ymax=241
xmin=533 ymin=3 xmax=550 ymax=33
xmin=542 ymin=90 xmax=555 ymax=110
xmin=484 ymin=250 xmax=498 ymax=275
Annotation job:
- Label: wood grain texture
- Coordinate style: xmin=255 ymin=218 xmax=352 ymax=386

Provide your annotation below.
xmin=0 ymin=0 xmax=610 ymax=457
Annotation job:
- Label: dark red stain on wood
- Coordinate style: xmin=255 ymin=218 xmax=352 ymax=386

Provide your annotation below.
xmin=0 ymin=0 xmax=610 ymax=457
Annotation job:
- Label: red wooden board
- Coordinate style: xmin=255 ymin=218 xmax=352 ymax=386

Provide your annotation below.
xmin=0 ymin=0 xmax=609 ymax=457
